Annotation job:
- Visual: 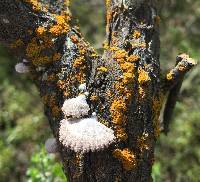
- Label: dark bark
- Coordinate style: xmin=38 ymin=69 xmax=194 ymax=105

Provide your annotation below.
xmin=0 ymin=0 xmax=196 ymax=181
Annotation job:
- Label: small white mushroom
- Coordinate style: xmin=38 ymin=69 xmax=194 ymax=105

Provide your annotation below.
xmin=45 ymin=138 xmax=58 ymax=154
xmin=62 ymin=95 xmax=90 ymax=118
xmin=15 ymin=63 xmax=29 ymax=73
xmin=59 ymin=117 xmax=115 ymax=153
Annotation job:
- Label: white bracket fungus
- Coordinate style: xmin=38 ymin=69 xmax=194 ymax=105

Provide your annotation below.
xmin=45 ymin=138 xmax=58 ymax=154
xmin=62 ymin=95 xmax=90 ymax=118
xmin=59 ymin=117 xmax=115 ymax=153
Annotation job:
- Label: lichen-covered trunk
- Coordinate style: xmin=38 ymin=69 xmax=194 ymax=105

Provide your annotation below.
xmin=0 ymin=0 xmax=196 ymax=181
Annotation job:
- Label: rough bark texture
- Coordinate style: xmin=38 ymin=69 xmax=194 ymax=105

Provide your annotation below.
xmin=0 ymin=0 xmax=196 ymax=181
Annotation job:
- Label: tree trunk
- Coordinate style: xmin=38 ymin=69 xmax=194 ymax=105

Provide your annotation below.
xmin=0 ymin=0 xmax=196 ymax=181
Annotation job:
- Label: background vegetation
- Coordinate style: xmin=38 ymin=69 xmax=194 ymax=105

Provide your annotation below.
xmin=0 ymin=0 xmax=199 ymax=181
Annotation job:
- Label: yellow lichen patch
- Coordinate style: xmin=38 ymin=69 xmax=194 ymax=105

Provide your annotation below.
xmin=120 ymin=62 xmax=134 ymax=72
xmin=137 ymin=133 xmax=150 ymax=152
xmin=113 ymin=49 xmax=128 ymax=63
xmin=152 ymin=94 xmax=164 ymax=138
xmin=24 ymin=0 xmax=41 ymax=11
xmin=109 ymin=46 xmax=119 ymax=52
xmin=91 ymin=53 xmax=98 ymax=57
xmin=10 ymin=39 xmax=24 ymax=49
xmin=138 ymin=67 xmax=151 ymax=84
xmin=109 ymin=47 xmax=136 ymax=141
xmin=133 ymin=30 xmax=141 ymax=39
xmin=97 ymin=66 xmax=108 ymax=72
xmin=36 ymin=26 xmax=46 ymax=36
xmin=123 ymin=72 xmax=134 ymax=84
xmin=106 ymin=0 xmax=111 ymax=7
xmin=131 ymin=42 xmax=146 ymax=49
xmin=166 ymin=71 xmax=174 ymax=80
xmin=113 ymin=148 xmax=137 ymax=171
xmin=26 ymin=36 xmax=54 ymax=66
xmin=49 ymin=15 xmax=70 ymax=36
xmin=110 ymin=98 xmax=126 ymax=125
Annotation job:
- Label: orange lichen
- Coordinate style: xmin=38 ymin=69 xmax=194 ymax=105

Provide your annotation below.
xmin=123 ymin=72 xmax=134 ymax=84
xmin=73 ymin=56 xmax=85 ymax=68
xmin=109 ymin=47 xmax=136 ymax=141
xmin=110 ymin=98 xmax=126 ymax=125
xmin=24 ymin=0 xmax=41 ymax=11
xmin=131 ymin=42 xmax=146 ymax=49
xmin=113 ymin=49 xmax=128 ymax=63
xmin=133 ymin=30 xmax=141 ymax=39
xmin=166 ymin=71 xmax=174 ymax=80
xmin=127 ymin=55 xmax=140 ymax=62
xmin=113 ymin=148 xmax=137 ymax=171
xmin=36 ymin=26 xmax=46 ymax=36
xmin=138 ymin=67 xmax=151 ymax=84
xmin=120 ymin=62 xmax=134 ymax=72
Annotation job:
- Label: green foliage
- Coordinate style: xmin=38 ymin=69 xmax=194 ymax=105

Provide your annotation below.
xmin=26 ymin=147 xmax=66 ymax=182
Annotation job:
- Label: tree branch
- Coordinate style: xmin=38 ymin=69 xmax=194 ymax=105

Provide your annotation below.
xmin=161 ymin=54 xmax=197 ymax=134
